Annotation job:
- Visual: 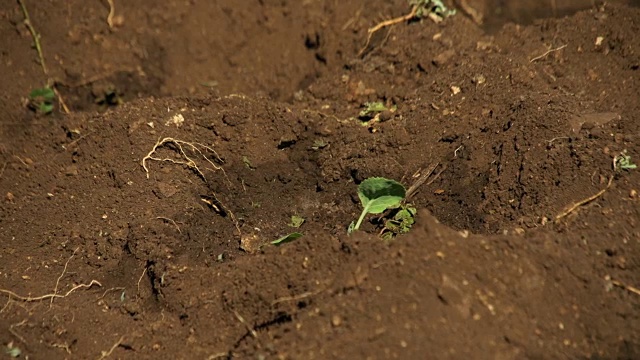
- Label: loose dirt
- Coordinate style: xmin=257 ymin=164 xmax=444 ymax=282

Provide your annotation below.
xmin=1 ymin=1 xmax=639 ymax=359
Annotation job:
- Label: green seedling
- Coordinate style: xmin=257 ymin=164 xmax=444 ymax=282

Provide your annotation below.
xmin=243 ymin=156 xmax=256 ymax=170
xmin=359 ymin=102 xmax=388 ymax=118
xmin=410 ymin=0 xmax=456 ymax=19
xmin=614 ymin=150 xmax=637 ymax=171
xmin=311 ymin=139 xmax=328 ymax=150
xmin=271 ymin=232 xmax=303 ymax=246
xmin=289 ymin=215 xmax=305 ymax=228
xmin=358 ymin=102 xmax=398 ymax=127
xmin=28 ymin=86 xmax=55 ymax=114
xmin=349 ymin=177 xmax=406 ymax=233
xmin=199 ymin=80 xmax=219 ymax=88
xmin=5 ymin=342 xmax=21 ymax=358
xmin=381 ymin=205 xmax=417 ymax=241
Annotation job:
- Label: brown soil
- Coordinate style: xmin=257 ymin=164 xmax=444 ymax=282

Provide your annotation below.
xmin=1 ymin=1 xmax=640 ymax=359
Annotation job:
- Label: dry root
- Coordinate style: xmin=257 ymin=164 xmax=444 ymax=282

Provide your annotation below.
xmin=142 ymin=137 xmax=225 ymax=181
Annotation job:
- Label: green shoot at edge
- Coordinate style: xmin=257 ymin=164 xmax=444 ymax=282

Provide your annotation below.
xmin=28 ymin=87 xmax=55 ymax=114
xmin=271 ymin=232 xmax=303 ymax=246
xmin=349 ymin=177 xmax=406 ymax=233
xmin=614 ymin=150 xmax=637 ymax=171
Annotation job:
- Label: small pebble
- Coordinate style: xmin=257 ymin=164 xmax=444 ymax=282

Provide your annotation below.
xmin=331 ymin=315 xmax=342 ymax=327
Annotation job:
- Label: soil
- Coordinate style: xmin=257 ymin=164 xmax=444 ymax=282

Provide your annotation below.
xmin=1 ymin=0 xmax=640 ymax=359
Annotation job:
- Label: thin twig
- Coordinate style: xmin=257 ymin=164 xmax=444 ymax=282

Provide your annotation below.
xmin=52 ymin=85 xmax=71 ymax=113
xmin=232 ymin=310 xmax=257 ymax=338
xmin=51 ymin=342 xmax=72 ymax=354
xmin=368 ymin=5 xmax=419 ymax=34
xmin=0 ymin=296 xmax=10 ymax=313
xmin=406 ymin=163 xmax=439 ymax=200
xmin=141 ymin=137 xmax=223 ymax=181
xmin=142 ymin=137 xmax=241 ymax=236
xmin=97 ymin=335 xmax=124 ymax=360
xmin=9 ymin=320 xmax=28 ymax=345
xmin=51 ymin=247 xmax=79 ymax=307
xmin=156 ymin=217 xmax=182 ymax=233
xmin=0 ymin=280 xmax=102 ymax=302
xmin=612 ymin=279 xmax=640 ymax=296
xmin=359 ymin=5 xmax=418 ymax=57
xmin=426 ymin=165 xmax=446 ymax=186
xmin=99 ymin=287 xmax=125 ymax=300
xmin=106 ymin=0 xmax=116 ymax=29
xmin=271 ymin=288 xmax=325 ymax=306
xmin=530 ymin=44 xmax=568 ymax=62
xmin=136 ymin=267 xmax=147 ymax=297
xmin=555 ymin=175 xmax=613 ymax=222
xmin=546 ymin=136 xmax=569 ymax=145
xmin=12 ymin=155 xmax=28 ymax=166
xmin=17 ymin=0 xmax=48 ymax=75
xmin=64 ymin=131 xmax=94 ymax=150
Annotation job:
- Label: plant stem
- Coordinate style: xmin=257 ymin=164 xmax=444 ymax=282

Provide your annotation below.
xmin=354 ymin=207 xmax=369 ymax=231
xmin=18 ymin=0 xmax=71 ymax=113
xmin=18 ymin=0 xmax=48 ymax=75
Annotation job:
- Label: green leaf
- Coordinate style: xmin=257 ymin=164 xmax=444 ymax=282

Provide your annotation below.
xmin=271 ymin=232 xmax=303 ymax=246
xmin=29 ymin=87 xmax=55 ymax=100
xmin=614 ymin=151 xmax=637 ymax=171
xmin=289 ymin=215 xmax=305 ymax=228
xmin=5 ymin=346 xmax=21 ymax=358
xmin=358 ymin=177 xmax=406 ymax=214
xmin=353 ymin=177 xmax=406 ymax=231
xmin=40 ymin=102 xmax=54 ymax=114
xmin=395 ymin=206 xmax=417 ymax=222
xmin=359 ymin=102 xmax=388 ymax=118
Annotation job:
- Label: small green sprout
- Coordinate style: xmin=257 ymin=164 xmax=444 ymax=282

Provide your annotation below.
xmin=289 ymin=215 xmax=305 ymax=228
xmin=28 ymin=86 xmax=55 ymax=114
xmin=410 ymin=0 xmax=456 ymax=19
xmin=614 ymin=150 xmax=637 ymax=171
xmin=349 ymin=177 xmax=406 ymax=233
xmin=358 ymin=102 xmax=397 ymax=127
xmin=381 ymin=205 xmax=417 ymax=241
xmin=243 ymin=156 xmax=256 ymax=170
xmin=271 ymin=232 xmax=303 ymax=246
xmin=311 ymin=139 xmax=328 ymax=150
xmin=359 ymin=102 xmax=388 ymax=119
xmin=5 ymin=342 xmax=21 ymax=358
